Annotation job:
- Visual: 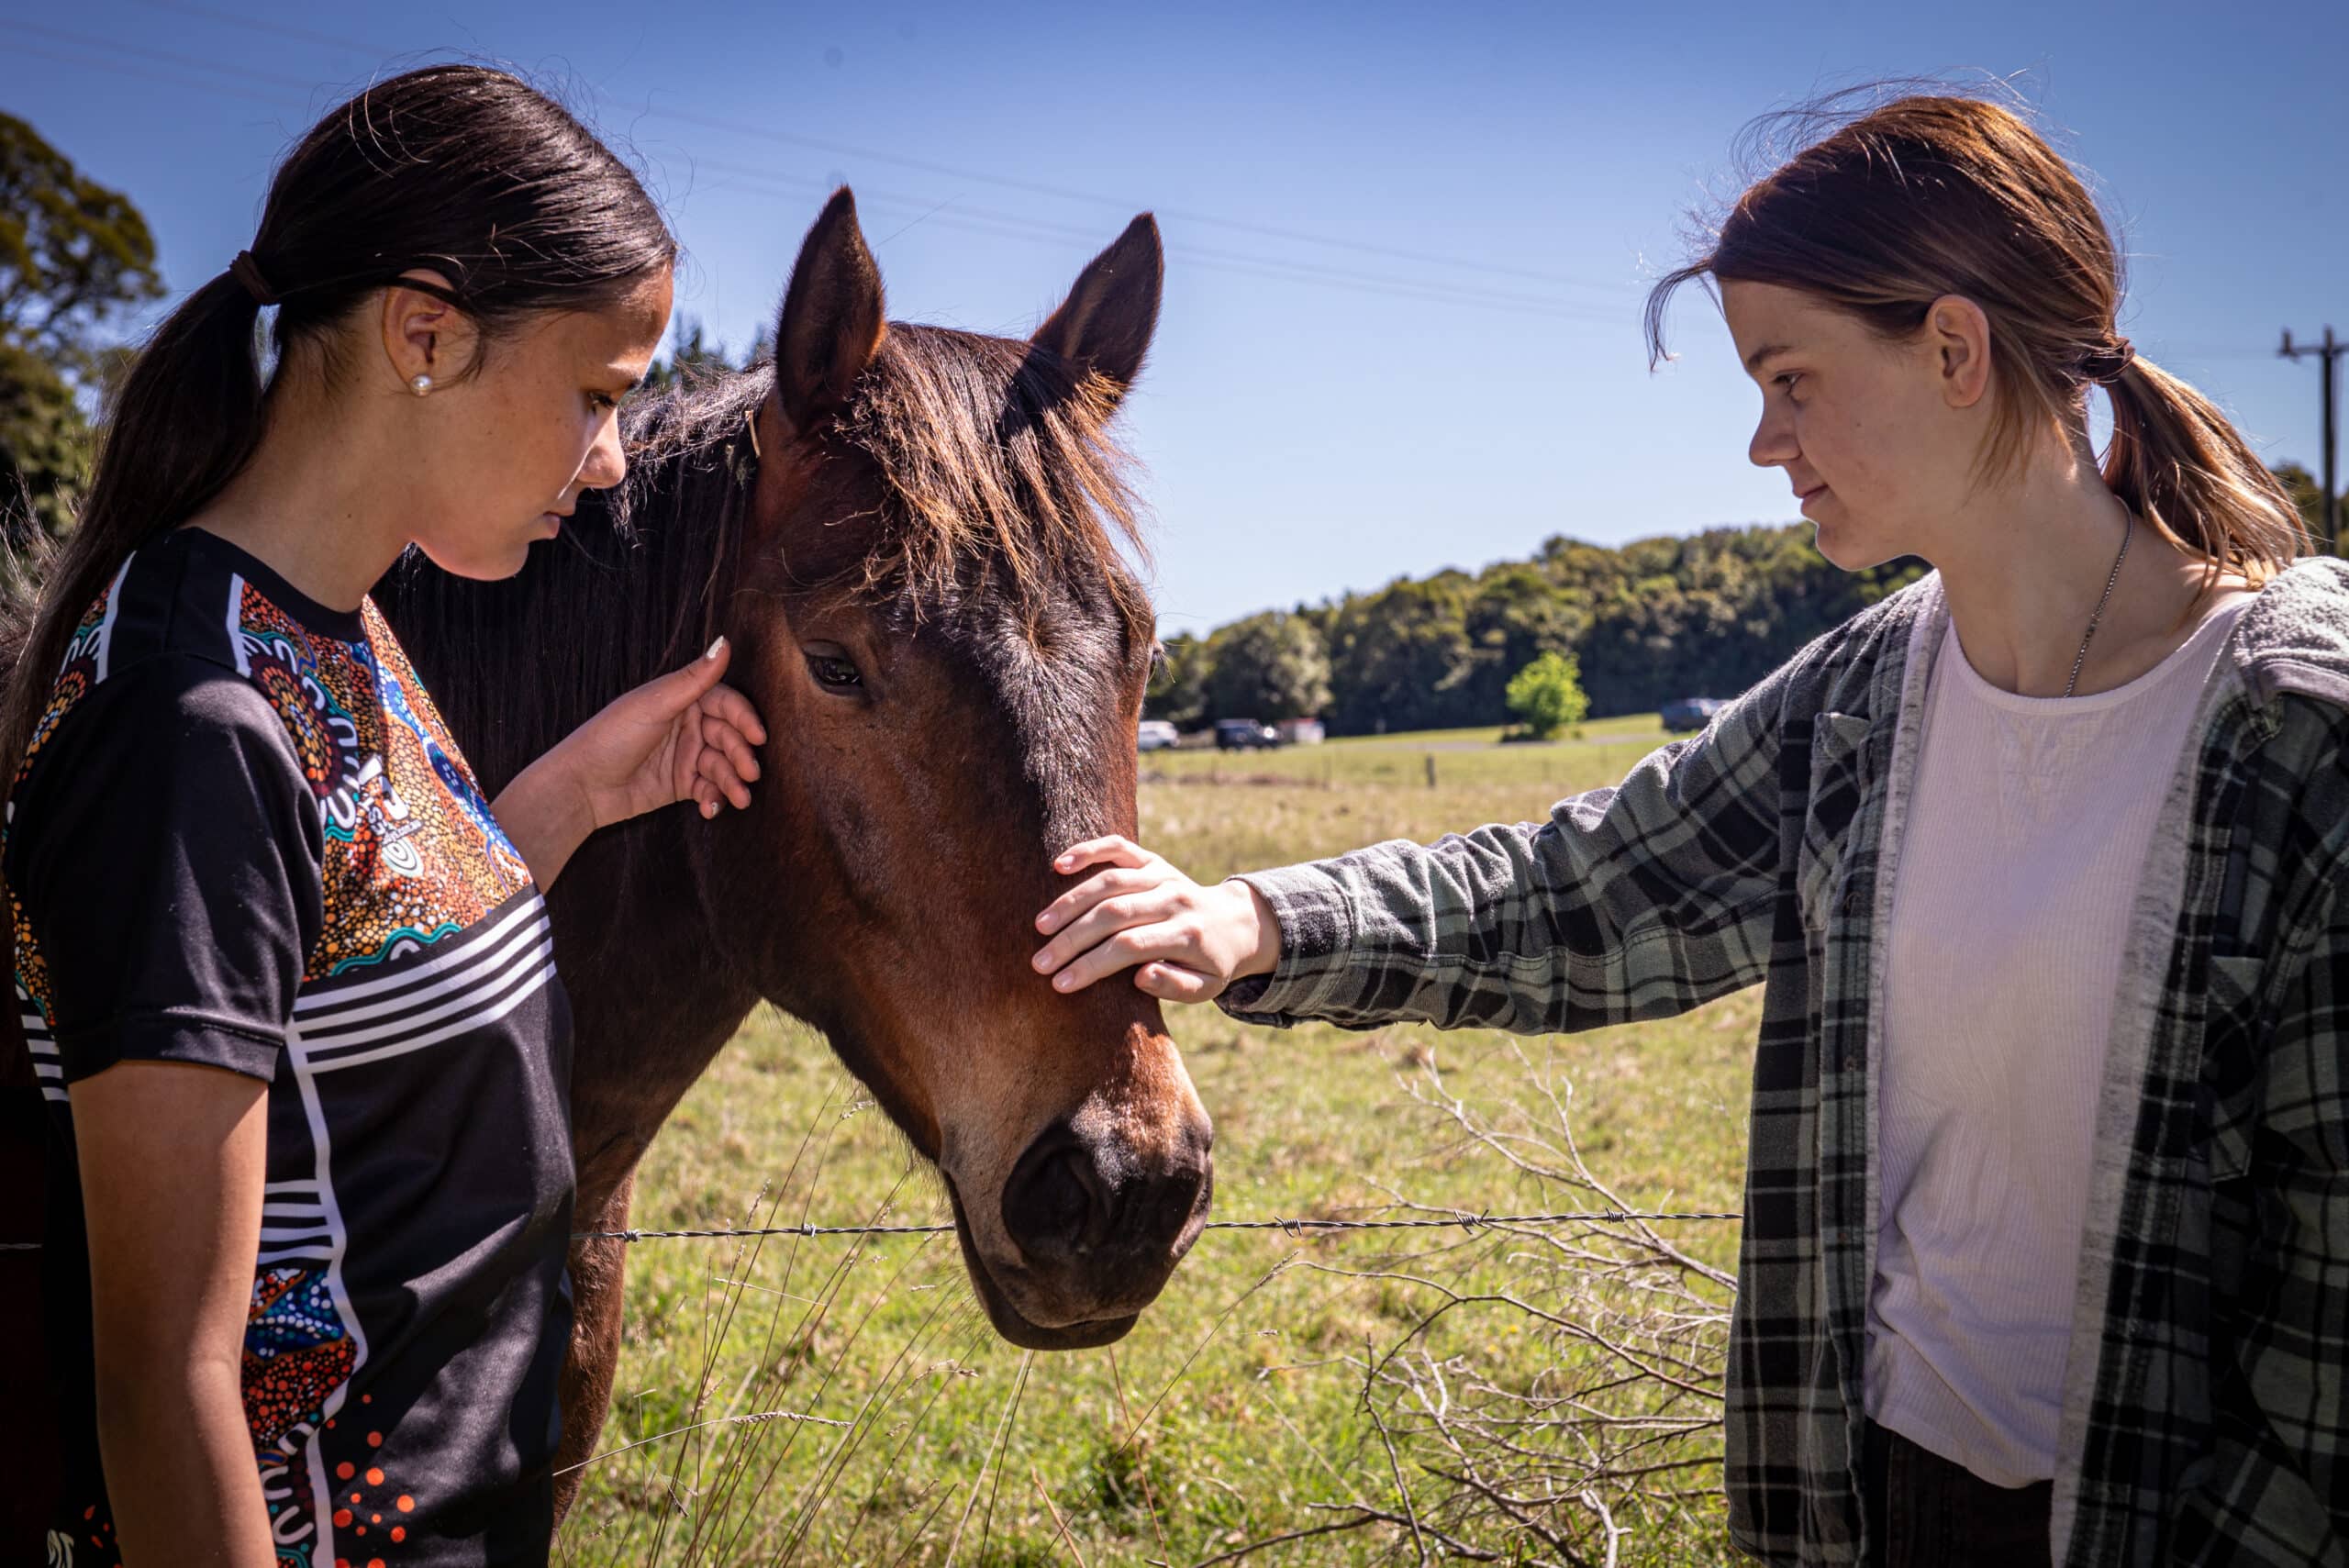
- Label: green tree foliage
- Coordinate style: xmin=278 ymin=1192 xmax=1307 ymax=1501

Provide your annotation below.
xmin=1199 ymin=609 xmax=1330 ymax=721
xmin=1147 ymin=630 xmax=1213 ymax=728
xmin=640 ymin=315 xmax=770 ymax=393
xmin=0 ymin=111 xmax=163 ymax=536
xmin=1505 ymin=650 xmax=1588 ymax=740
xmin=0 ymin=339 xmax=93 ymax=532
xmin=1324 ymin=572 xmax=1478 ymax=734
xmin=1157 ymin=522 xmax=1931 ymax=735
xmin=2273 ymin=461 xmax=2345 ymax=548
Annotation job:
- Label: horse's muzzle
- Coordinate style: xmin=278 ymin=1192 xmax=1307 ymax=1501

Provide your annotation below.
xmin=938 ymin=1110 xmax=1213 ymax=1349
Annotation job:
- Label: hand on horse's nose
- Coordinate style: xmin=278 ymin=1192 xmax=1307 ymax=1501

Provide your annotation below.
xmin=1001 ymin=1125 xmax=1208 ymax=1269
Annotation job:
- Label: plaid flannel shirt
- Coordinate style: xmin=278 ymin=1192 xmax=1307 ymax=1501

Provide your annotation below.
xmin=1220 ymin=562 xmax=2349 ymax=1566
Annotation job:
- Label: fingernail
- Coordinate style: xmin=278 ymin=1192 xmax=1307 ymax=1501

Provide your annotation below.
xmin=1054 ymin=973 xmax=1074 ymax=990
xmin=705 ymin=636 xmax=726 ymax=661
xmin=702 ymin=799 xmax=718 ymax=817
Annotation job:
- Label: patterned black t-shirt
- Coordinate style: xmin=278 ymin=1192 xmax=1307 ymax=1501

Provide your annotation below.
xmin=6 ymin=527 xmax=575 ymax=1567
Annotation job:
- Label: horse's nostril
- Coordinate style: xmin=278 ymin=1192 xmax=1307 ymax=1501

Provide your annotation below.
xmin=1001 ymin=1125 xmax=1209 ymax=1271
xmin=1003 ymin=1134 xmax=1112 ymax=1264
xmin=1045 ymin=1151 xmax=1109 ymax=1252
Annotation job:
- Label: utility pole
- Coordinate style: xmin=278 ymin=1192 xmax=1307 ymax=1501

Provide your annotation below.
xmin=2280 ymin=327 xmax=2342 ymax=553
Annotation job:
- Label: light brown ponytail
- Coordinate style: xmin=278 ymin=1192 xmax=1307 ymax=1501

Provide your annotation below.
xmin=2100 ymin=355 xmax=2306 ymax=579
xmin=1645 ymin=90 xmax=2310 ymax=591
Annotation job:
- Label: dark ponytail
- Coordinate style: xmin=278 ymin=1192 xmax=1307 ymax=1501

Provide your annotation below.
xmin=0 ymin=64 xmax=677 ymax=780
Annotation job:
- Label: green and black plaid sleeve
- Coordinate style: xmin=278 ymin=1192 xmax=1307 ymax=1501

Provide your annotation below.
xmin=1219 ymin=654 xmax=1797 ymax=1035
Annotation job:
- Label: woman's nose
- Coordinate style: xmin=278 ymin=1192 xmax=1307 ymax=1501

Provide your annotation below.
xmin=580 ymin=420 xmax=628 ymax=492
xmin=1748 ymin=407 xmax=1797 ymax=469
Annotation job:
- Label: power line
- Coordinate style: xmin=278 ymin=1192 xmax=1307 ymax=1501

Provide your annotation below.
xmin=127 ymin=0 xmax=1636 ymax=298
xmin=5 ymin=37 xmax=313 ymax=114
xmin=6 ymin=21 xmax=1631 ymax=325
xmin=2280 ymin=327 xmax=2343 ymax=554
xmin=8 ymin=18 xmax=346 ymax=96
xmin=676 ymin=155 xmax=1631 ymax=323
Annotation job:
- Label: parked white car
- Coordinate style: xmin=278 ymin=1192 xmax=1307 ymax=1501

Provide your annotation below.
xmin=1136 ymin=719 xmax=1180 ymax=751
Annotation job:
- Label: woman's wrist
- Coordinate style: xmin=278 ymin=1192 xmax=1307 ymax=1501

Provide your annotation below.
xmin=1224 ymin=876 xmax=1283 ymax=979
xmin=491 ymin=747 xmax=598 ymax=890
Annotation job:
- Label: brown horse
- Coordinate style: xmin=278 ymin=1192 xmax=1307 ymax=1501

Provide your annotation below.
xmin=373 ymin=189 xmax=1212 ymax=1514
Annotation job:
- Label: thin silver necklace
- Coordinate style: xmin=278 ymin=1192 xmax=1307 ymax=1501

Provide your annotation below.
xmin=2061 ymin=510 xmax=2132 ymax=699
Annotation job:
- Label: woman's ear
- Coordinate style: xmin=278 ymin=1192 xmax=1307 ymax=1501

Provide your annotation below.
xmin=1927 ymin=294 xmax=1994 ymax=410
xmin=379 ymin=269 xmax=479 ymax=391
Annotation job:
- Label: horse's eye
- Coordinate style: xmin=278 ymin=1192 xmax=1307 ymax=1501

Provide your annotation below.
xmin=806 ymin=652 xmax=863 ymax=691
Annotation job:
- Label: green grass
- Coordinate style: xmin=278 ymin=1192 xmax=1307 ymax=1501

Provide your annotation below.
xmin=558 ymin=755 xmax=1750 ymax=1567
xmin=1145 ymin=715 xmax=1677 ymax=795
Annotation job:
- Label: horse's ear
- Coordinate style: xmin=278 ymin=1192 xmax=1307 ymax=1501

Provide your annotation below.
xmin=1031 ymin=214 xmax=1163 ymax=405
xmin=773 ymin=187 xmax=886 ymax=434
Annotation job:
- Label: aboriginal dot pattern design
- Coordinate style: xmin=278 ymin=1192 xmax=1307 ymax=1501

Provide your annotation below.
xmin=231 ymin=586 xmax=532 ymax=977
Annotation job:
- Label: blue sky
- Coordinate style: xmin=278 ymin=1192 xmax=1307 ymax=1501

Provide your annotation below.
xmin=6 ymin=0 xmax=2344 ymax=634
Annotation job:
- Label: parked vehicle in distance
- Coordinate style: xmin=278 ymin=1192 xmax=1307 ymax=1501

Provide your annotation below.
xmin=1136 ymin=719 xmax=1180 ymax=751
xmin=1275 ymin=716 xmax=1325 ymax=745
xmin=1214 ymin=717 xmax=1283 ymax=751
xmin=1659 ymin=696 xmax=1726 ymax=733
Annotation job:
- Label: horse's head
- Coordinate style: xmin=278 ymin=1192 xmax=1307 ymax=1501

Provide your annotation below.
xmin=705 ymin=192 xmax=1208 ymax=1348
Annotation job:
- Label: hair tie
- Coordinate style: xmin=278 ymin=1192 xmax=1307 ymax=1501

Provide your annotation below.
xmin=2079 ymin=337 xmax=2135 ymax=385
xmin=229 ymin=250 xmax=281 ymax=307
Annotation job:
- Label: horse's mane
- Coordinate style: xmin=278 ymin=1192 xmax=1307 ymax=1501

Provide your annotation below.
xmin=376 ymin=324 xmax=1152 ymax=797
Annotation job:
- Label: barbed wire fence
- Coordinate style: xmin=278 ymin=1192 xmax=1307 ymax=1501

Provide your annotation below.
xmin=2 ymin=1210 xmax=1748 ymax=1253
xmin=9 ymin=1047 xmax=1748 ymax=1567
xmin=566 ymin=1208 xmax=1740 ymax=1245
xmin=542 ymin=1037 xmax=1746 ymax=1568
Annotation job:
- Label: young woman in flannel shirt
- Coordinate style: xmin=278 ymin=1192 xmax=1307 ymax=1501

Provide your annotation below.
xmin=1035 ymin=95 xmax=2348 ymax=1568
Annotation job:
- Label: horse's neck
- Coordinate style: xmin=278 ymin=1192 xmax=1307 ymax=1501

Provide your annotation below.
xmin=549 ymin=811 xmax=763 ymax=1207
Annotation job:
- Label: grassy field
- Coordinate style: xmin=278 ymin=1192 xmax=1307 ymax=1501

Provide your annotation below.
xmin=1141 ymin=712 xmax=1676 ymax=795
xmin=558 ymin=719 xmax=1753 ymax=1567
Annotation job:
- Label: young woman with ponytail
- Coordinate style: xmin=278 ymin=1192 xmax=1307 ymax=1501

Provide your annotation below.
xmin=1033 ymin=95 xmax=2348 ymax=1565
xmin=4 ymin=67 xmax=764 ymax=1566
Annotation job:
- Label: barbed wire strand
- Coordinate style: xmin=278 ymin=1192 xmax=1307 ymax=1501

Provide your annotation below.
xmin=0 ymin=1209 xmax=1742 ymax=1253
xmin=571 ymin=1209 xmax=1742 ymax=1243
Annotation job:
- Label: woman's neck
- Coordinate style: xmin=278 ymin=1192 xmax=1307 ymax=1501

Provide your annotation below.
xmin=179 ymin=384 xmax=417 ymax=614
xmin=1925 ymin=449 xmax=2252 ymax=699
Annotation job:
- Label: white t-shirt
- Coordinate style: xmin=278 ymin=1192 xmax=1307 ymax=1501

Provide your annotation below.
xmin=1865 ymin=592 xmax=2254 ymax=1486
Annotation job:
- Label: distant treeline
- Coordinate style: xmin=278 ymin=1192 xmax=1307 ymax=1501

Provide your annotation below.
xmin=1155 ymin=463 xmax=2343 ymax=737
xmin=1150 ymin=523 xmax=1927 ymax=734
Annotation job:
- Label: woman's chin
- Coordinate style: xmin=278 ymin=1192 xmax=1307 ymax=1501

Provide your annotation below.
xmin=407 ymin=535 xmax=540 ymax=584
xmin=1812 ymin=521 xmax=1907 ymax=573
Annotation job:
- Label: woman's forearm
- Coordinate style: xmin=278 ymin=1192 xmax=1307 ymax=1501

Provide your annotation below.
xmin=492 ymin=746 xmax=597 ymax=892
xmin=72 ymin=1061 xmax=275 ymax=1568
xmin=96 ymin=1357 xmax=276 ymax=1567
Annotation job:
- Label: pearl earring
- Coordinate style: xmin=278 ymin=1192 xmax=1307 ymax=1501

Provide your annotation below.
xmin=410 ymin=373 xmax=433 ymax=397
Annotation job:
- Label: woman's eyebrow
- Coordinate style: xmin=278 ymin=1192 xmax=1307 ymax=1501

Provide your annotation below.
xmin=1743 ymin=341 xmax=1794 ymax=376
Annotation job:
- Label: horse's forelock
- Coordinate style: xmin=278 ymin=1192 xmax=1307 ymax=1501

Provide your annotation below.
xmin=837 ymin=325 xmax=1150 ymax=851
xmin=947 ymin=570 xmax=1138 ymax=852
xmin=843 ymin=325 xmax=1149 ymax=640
